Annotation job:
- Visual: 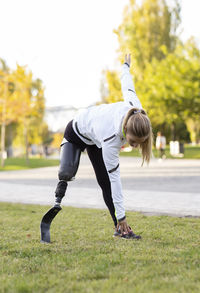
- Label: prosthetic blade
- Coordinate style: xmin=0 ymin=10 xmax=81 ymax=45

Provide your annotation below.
xmin=40 ymin=205 xmax=62 ymax=243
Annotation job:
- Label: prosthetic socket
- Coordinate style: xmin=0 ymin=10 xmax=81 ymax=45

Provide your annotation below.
xmin=55 ymin=141 xmax=81 ymax=205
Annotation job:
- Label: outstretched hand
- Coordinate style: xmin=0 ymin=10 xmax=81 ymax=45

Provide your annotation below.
xmin=124 ymin=54 xmax=131 ymax=67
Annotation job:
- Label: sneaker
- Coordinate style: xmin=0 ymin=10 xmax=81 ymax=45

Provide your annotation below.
xmin=113 ymin=227 xmax=141 ymax=240
xmin=113 ymin=227 xmax=121 ymax=237
xmin=121 ymin=230 xmax=141 ymax=240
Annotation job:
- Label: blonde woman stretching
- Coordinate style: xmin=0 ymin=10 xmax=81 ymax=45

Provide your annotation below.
xmin=40 ymin=54 xmax=153 ymax=242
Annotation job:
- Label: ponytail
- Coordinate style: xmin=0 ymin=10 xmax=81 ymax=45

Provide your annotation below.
xmin=123 ymin=108 xmax=153 ymax=165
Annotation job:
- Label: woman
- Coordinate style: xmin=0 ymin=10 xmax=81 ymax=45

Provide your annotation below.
xmin=53 ymin=54 xmax=153 ymax=240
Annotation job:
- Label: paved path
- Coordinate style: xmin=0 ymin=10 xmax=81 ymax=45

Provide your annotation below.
xmin=0 ymin=155 xmax=200 ymax=217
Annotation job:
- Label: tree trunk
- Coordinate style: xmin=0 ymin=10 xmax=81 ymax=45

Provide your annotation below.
xmin=24 ymin=123 xmax=29 ymax=166
xmin=1 ymin=87 xmax=6 ymax=168
xmin=1 ymin=122 xmax=6 ymax=168
xmin=171 ymin=122 xmax=176 ymax=141
xmin=185 ymin=118 xmax=199 ymax=144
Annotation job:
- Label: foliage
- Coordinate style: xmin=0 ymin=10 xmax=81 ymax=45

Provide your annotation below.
xmin=0 ymin=62 xmax=21 ymax=166
xmin=11 ymin=66 xmax=46 ymax=158
xmin=137 ymin=40 xmax=200 ymax=141
xmin=0 ymin=71 xmax=19 ymax=126
xmin=0 ymin=202 xmax=200 ymax=293
xmin=103 ymin=0 xmax=182 ymax=103
xmin=152 ymin=120 xmax=190 ymax=143
xmin=101 ymin=0 xmax=200 ymax=143
xmin=103 ymin=70 xmax=122 ymax=103
xmin=0 ymin=59 xmax=48 ymax=166
xmin=51 ymin=132 xmax=63 ymax=148
xmin=114 ymin=0 xmax=181 ymax=74
xmin=38 ymin=122 xmax=54 ymax=146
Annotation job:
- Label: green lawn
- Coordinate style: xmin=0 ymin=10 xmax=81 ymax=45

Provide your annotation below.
xmin=0 ymin=202 xmax=200 ymax=293
xmin=0 ymin=157 xmax=60 ymax=171
xmin=0 ymin=144 xmax=199 ymax=172
xmin=121 ymin=144 xmax=200 ymax=159
xmin=182 ymin=145 xmax=200 ymax=159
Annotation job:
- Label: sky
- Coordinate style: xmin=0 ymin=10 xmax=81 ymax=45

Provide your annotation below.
xmin=0 ymin=0 xmax=199 ymax=109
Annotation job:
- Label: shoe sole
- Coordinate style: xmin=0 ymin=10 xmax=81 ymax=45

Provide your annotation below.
xmin=113 ymin=235 xmax=141 ymax=240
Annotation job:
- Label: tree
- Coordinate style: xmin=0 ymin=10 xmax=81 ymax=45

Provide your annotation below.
xmin=0 ymin=59 xmax=46 ymax=165
xmin=182 ymin=39 xmax=200 ymax=143
xmin=136 ymin=41 xmax=200 ymax=142
xmin=114 ymin=0 xmax=181 ymax=75
xmin=103 ymin=70 xmax=122 ymax=104
xmin=102 ymin=0 xmax=181 ymax=103
xmin=28 ymin=78 xmax=46 ymax=146
xmin=11 ymin=65 xmax=46 ymax=162
xmin=0 ymin=63 xmax=20 ymax=167
xmin=101 ymin=0 xmax=200 ymax=143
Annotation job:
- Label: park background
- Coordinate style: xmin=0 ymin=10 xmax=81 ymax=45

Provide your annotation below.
xmin=0 ymin=0 xmax=200 ymax=168
xmin=0 ymin=1 xmax=200 ymax=292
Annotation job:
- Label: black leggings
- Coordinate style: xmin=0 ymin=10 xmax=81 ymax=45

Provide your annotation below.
xmin=64 ymin=120 xmax=117 ymax=227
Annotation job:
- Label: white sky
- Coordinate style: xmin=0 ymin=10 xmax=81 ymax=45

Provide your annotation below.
xmin=0 ymin=0 xmax=199 ymax=108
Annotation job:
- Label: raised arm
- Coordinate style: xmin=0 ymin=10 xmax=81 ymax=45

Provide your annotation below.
xmin=121 ymin=54 xmax=142 ymax=108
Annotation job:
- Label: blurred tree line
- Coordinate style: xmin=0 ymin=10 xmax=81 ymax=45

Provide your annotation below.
xmin=0 ymin=60 xmax=53 ymax=167
xmin=101 ymin=0 xmax=200 ymax=144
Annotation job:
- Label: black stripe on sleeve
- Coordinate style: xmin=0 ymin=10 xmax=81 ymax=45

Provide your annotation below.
xmin=75 ymin=122 xmax=92 ymax=141
xmin=118 ymin=216 xmax=126 ymax=222
xmin=124 ymin=62 xmax=130 ymax=67
xmin=103 ymin=134 xmax=116 ymax=142
xmin=108 ymin=163 xmax=119 ymax=174
xmin=128 ymin=89 xmax=135 ymax=93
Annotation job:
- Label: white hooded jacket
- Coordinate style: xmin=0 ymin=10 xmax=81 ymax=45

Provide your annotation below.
xmin=73 ymin=63 xmax=142 ymax=220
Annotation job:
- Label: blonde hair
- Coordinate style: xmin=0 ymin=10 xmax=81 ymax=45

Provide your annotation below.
xmin=122 ymin=108 xmax=153 ymax=165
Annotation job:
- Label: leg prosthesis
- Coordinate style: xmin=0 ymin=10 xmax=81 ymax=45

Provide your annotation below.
xmin=55 ymin=141 xmax=81 ymax=205
xmin=40 ymin=141 xmax=81 ymax=243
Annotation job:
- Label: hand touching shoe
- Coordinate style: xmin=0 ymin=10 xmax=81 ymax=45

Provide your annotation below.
xmin=117 ymin=218 xmax=131 ymax=235
xmin=114 ymin=218 xmax=142 ymax=240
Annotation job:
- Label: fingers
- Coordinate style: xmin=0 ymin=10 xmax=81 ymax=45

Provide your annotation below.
xmin=128 ymin=226 xmax=132 ymax=233
xmin=119 ymin=221 xmax=129 ymax=235
xmin=128 ymin=53 xmax=131 ymax=65
xmin=121 ymin=227 xmax=128 ymax=235
xmin=124 ymin=53 xmax=131 ymax=66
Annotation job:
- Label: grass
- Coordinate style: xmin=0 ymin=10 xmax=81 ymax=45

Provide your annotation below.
xmin=121 ymin=144 xmax=200 ymax=159
xmin=0 ymin=202 xmax=200 ymax=293
xmin=182 ymin=145 xmax=200 ymax=159
xmin=0 ymin=157 xmax=60 ymax=171
xmin=0 ymin=144 xmax=199 ymax=172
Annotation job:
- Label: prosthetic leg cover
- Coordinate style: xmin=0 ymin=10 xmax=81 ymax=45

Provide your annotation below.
xmin=40 ymin=141 xmax=81 ymax=243
xmin=58 ymin=141 xmax=81 ymax=181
